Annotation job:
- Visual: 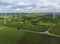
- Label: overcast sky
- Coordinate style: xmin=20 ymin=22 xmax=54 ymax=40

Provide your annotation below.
xmin=0 ymin=0 xmax=60 ymax=13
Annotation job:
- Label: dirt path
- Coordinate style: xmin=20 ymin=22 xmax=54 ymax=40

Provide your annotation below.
xmin=45 ymin=24 xmax=56 ymax=32
xmin=20 ymin=24 xmax=60 ymax=37
xmin=22 ymin=30 xmax=60 ymax=37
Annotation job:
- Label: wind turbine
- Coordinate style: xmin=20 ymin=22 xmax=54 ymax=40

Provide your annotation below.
xmin=15 ymin=13 xmax=16 ymax=19
xmin=1 ymin=12 xmax=2 ymax=19
xmin=53 ymin=13 xmax=56 ymax=20
xmin=3 ymin=5 xmax=13 ymax=24
xmin=4 ymin=13 xmax=7 ymax=24
xmin=53 ymin=9 xmax=56 ymax=21
xmin=3 ymin=8 xmax=7 ymax=24
xmin=14 ymin=8 xmax=20 ymax=19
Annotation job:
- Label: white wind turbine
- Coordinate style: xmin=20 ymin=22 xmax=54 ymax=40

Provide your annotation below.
xmin=1 ymin=12 xmax=2 ymax=19
xmin=3 ymin=8 xmax=7 ymax=24
xmin=4 ymin=13 xmax=7 ymax=24
xmin=3 ymin=6 xmax=12 ymax=24
xmin=53 ymin=13 xmax=56 ymax=20
xmin=14 ymin=8 xmax=20 ymax=19
xmin=53 ymin=8 xmax=56 ymax=21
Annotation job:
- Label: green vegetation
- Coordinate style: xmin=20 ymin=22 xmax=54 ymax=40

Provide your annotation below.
xmin=49 ymin=24 xmax=60 ymax=35
xmin=0 ymin=13 xmax=60 ymax=44
xmin=0 ymin=26 xmax=25 ymax=44
xmin=49 ymin=15 xmax=60 ymax=35
xmin=19 ymin=32 xmax=60 ymax=44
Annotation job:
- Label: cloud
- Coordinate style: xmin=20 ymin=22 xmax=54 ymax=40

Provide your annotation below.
xmin=17 ymin=2 xmax=30 ymax=6
xmin=0 ymin=0 xmax=60 ymax=13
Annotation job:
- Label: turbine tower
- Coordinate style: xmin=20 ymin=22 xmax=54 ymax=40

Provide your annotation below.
xmin=1 ymin=13 xmax=2 ymax=19
xmin=4 ymin=13 xmax=7 ymax=24
xmin=53 ymin=13 xmax=56 ymax=20
xmin=3 ymin=8 xmax=7 ymax=24
xmin=53 ymin=9 xmax=56 ymax=21
xmin=14 ymin=8 xmax=20 ymax=19
xmin=15 ymin=13 xmax=16 ymax=19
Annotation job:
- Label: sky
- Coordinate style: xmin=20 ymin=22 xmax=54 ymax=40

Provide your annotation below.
xmin=0 ymin=0 xmax=60 ymax=13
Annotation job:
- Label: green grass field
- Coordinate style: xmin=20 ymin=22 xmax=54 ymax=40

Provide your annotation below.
xmin=5 ymin=22 xmax=52 ymax=32
xmin=0 ymin=14 xmax=60 ymax=44
xmin=49 ymin=24 xmax=60 ymax=35
xmin=0 ymin=26 xmax=25 ymax=44
xmin=19 ymin=32 xmax=60 ymax=44
xmin=0 ymin=27 xmax=60 ymax=44
xmin=49 ymin=16 xmax=60 ymax=35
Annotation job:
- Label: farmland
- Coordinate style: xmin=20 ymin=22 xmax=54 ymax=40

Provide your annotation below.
xmin=0 ymin=13 xmax=60 ymax=44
